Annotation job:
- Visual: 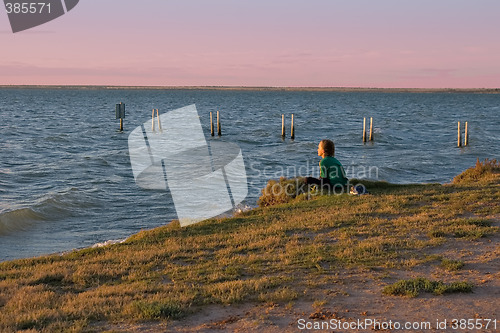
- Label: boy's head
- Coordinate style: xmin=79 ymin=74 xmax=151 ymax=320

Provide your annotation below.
xmin=318 ymin=139 xmax=335 ymax=157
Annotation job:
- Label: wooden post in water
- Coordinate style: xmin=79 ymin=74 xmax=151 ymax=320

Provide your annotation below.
xmin=217 ymin=110 xmax=221 ymax=136
xmin=115 ymin=102 xmax=125 ymax=131
xmin=465 ymin=122 xmax=468 ymax=146
xmin=291 ymin=114 xmax=295 ymax=140
xmin=363 ymin=117 xmax=367 ymax=143
xmin=119 ymin=102 xmax=124 ymax=132
xmin=281 ymin=114 xmax=285 ymax=138
xmin=156 ymin=109 xmax=162 ymax=131
xmin=457 ymin=121 xmax=462 ymax=147
xmin=369 ymin=117 xmax=373 ymax=141
xmin=152 ymin=109 xmax=155 ymax=132
xmin=210 ymin=112 xmax=214 ymax=136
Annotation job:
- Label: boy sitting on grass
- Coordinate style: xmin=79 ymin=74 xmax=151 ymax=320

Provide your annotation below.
xmin=305 ymin=139 xmax=348 ymax=193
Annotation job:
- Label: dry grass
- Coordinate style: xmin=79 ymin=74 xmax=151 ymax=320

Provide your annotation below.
xmin=453 ymin=158 xmax=500 ymax=184
xmin=257 ymin=177 xmax=308 ymax=207
xmin=0 ymin=164 xmax=498 ymax=332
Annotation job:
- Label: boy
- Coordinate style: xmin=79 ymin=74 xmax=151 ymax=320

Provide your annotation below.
xmin=305 ymin=139 xmax=348 ymax=192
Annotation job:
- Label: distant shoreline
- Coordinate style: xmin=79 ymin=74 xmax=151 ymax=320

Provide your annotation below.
xmin=1 ymin=85 xmax=500 ymax=93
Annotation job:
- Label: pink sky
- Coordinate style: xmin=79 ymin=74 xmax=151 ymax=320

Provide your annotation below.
xmin=1 ymin=0 xmax=499 ymax=88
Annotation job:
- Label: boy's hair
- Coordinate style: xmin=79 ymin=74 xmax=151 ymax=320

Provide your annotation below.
xmin=320 ymin=139 xmax=335 ymax=156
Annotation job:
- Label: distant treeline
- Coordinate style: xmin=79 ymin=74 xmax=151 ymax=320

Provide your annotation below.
xmin=1 ymin=85 xmax=500 ymax=93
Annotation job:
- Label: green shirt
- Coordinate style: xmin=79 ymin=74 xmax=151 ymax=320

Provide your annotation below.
xmin=319 ymin=156 xmax=348 ymax=186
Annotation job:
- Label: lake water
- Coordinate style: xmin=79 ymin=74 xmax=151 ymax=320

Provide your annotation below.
xmin=1 ymin=88 xmax=499 ymax=261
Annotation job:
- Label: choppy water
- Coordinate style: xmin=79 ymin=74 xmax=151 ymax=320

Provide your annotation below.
xmin=1 ymin=88 xmax=499 ymax=261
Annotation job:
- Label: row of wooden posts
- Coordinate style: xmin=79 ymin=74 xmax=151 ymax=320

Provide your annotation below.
xmin=116 ymin=103 xmax=469 ymax=147
xmin=209 ymin=112 xmax=296 ymax=139
xmin=362 ymin=118 xmax=469 ymax=146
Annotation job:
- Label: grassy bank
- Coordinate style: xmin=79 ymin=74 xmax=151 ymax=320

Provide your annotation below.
xmin=0 ymin=160 xmax=498 ymax=332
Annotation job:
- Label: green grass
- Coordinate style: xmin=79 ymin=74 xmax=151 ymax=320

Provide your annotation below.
xmin=131 ymin=300 xmax=185 ymax=320
xmin=382 ymin=278 xmax=473 ymax=297
xmin=0 ymin=164 xmax=498 ymax=332
xmin=439 ymin=259 xmax=465 ymax=271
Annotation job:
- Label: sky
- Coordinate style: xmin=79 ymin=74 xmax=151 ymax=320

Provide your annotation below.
xmin=1 ymin=0 xmax=500 ymax=88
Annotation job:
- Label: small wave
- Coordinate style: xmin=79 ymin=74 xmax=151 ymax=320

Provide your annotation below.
xmin=43 ymin=134 xmax=70 ymax=143
xmin=91 ymin=239 xmax=126 ymax=248
xmin=234 ymin=204 xmax=253 ymax=214
xmin=0 ymin=207 xmax=44 ymax=235
xmin=36 ymin=187 xmax=102 ymax=210
xmin=0 ymin=187 xmax=101 ymax=235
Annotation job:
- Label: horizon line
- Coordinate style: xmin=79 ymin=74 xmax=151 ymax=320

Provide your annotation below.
xmin=1 ymin=85 xmax=500 ymax=93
